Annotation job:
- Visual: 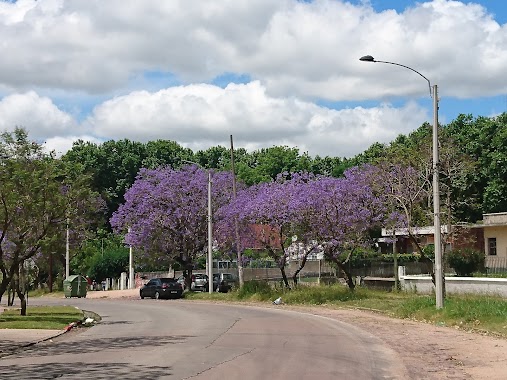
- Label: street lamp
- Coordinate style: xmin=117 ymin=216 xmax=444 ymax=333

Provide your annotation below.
xmin=183 ymin=160 xmax=214 ymax=294
xmin=359 ymin=55 xmax=444 ymax=309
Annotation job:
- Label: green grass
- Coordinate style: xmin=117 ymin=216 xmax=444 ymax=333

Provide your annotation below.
xmin=186 ymin=281 xmax=507 ymax=337
xmin=0 ymin=306 xmax=83 ymax=330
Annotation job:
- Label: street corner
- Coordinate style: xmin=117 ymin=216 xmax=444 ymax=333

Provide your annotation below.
xmin=0 ymin=328 xmax=63 ymax=357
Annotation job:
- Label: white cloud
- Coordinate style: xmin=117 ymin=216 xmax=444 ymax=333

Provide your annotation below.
xmin=0 ymin=1 xmax=504 ymax=158
xmin=0 ymin=0 xmax=505 ymax=100
xmin=0 ymin=91 xmax=77 ymax=140
xmin=85 ymin=81 xmax=428 ymax=157
xmin=43 ymin=134 xmax=102 ymax=157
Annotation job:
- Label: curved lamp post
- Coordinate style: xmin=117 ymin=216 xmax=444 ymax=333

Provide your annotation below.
xmin=359 ymin=55 xmax=443 ymax=309
xmin=183 ymin=160 xmax=214 ymax=294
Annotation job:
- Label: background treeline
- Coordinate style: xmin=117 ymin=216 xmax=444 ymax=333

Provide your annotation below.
xmin=4 ymin=112 xmax=505 ymax=302
xmin=62 ymin=112 xmax=507 ymax=226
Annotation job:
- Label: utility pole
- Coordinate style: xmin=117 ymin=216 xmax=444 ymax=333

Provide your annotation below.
xmin=230 ymin=135 xmax=244 ymax=287
xmin=65 ymin=217 xmax=70 ymax=279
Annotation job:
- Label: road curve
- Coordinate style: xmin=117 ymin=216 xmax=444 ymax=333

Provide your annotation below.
xmin=0 ymin=298 xmax=409 ymax=379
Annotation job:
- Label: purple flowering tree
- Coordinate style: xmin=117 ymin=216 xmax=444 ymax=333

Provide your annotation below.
xmin=110 ymin=165 xmax=237 ymax=288
xmin=217 ymin=168 xmax=389 ymax=290
xmin=216 ymin=173 xmax=318 ymax=288
xmin=298 ymin=166 xmax=388 ymax=290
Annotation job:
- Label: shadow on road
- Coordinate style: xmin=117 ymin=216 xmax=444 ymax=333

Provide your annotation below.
xmin=2 ymin=334 xmax=193 ymax=359
xmin=0 ymin=361 xmax=172 ymax=379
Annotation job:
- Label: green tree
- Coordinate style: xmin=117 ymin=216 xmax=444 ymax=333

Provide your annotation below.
xmin=446 ymin=113 xmax=507 ymax=218
xmin=0 ymin=128 xmax=102 ymax=314
xmin=142 ymin=139 xmax=194 ymax=169
xmin=86 ymin=244 xmax=129 ymax=282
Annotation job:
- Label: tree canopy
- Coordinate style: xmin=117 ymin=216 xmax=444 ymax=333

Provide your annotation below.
xmin=0 ymin=128 xmax=103 ymax=311
xmin=110 ymin=165 xmax=239 ymax=279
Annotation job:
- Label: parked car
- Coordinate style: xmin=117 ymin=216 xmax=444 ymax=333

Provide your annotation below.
xmin=212 ymin=272 xmax=238 ymax=293
xmin=176 ymin=273 xmax=209 ymax=292
xmin=140 ymin=278 xmax=183 ymax=299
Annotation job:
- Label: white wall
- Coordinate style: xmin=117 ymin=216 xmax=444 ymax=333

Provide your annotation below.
xmin=400 ymin=275 xmax=507 ymax=297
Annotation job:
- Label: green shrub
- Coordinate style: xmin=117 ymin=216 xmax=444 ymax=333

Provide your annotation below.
xmin=446 ymin=248 xmax=485 ymax=276
xmin=237 ymin=280 xmax=273 ymax=300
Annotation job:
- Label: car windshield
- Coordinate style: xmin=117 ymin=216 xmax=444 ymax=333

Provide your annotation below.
xmin=222 ymin=274 xmax=234 ymax=281
xmin=161 ymin=278 xmax=177 ymax=284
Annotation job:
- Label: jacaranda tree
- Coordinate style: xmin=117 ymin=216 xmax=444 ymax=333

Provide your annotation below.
xmin=295 ymin=166 xmax=388 ymax=290
xmin=111 ymin=165 xmax=238 ymax=288
xmin=216 ymin=172 xmax=320 ymax=288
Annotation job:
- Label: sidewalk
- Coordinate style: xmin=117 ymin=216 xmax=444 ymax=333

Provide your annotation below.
xmin=0 ymin=328 xmax=62 ymax=349
xmin=0 ymin=289 xmax=138 ymax=356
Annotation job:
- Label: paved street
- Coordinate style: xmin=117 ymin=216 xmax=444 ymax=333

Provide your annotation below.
xmin=0 ymin=297 xmax=408 ymax=379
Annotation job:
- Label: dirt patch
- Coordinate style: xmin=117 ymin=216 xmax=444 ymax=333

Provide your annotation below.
xmin=280 ymin=305 xmax=507 ymax=380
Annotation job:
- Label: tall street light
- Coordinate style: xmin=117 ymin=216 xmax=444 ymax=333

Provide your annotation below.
xmin=359 ymin=55 xmax=444 ymax=309
xmin=183 ymin=160 xmax=213 ymax=294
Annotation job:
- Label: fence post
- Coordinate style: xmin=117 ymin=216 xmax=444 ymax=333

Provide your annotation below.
xmin=398 ymin=266 xmax=406 ymax=290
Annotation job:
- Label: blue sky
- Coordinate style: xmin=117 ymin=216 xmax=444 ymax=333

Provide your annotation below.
xmin=0 ymin=0 xmax=506 ymax=157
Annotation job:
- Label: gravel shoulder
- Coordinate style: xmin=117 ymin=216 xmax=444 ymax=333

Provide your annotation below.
xmin=75 ymin=290 xmax=507 ymax=379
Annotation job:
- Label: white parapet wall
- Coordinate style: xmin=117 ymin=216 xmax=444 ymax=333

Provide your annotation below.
xmin=400 ymin=273 xmax=507 ymax=297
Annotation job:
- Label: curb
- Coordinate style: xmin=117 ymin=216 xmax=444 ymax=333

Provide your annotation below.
xmin=0 ymin=309 xmax=101 ymax=358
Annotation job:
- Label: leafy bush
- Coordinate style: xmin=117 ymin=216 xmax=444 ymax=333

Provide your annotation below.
xmin=237 ymin=280 xmax=273 ymax=300
xmin=87 ymin=247 xmax=129 ymax=281
xmin=446 ymin=248 xmax=485 ymax=276
xmin=344 ymin=249 xmax=378 ymax=268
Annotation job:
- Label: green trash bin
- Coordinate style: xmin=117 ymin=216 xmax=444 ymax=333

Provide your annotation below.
xmin=63 ymin=275 xmax=88 ymax=298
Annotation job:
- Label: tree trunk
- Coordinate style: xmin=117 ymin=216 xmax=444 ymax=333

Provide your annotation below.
xmin=7 ymin=275 xmax=17 ymax=306
xmin=49 ymin=251 xmax=53 ymax=293
xmin=292 ymin=253 xmax=309 ymax=286
xmin=335 ymin=260 xmax=355 ymax=290
xmin=17 ymin=262 xmax=27 ymax=316
xmin=279 ymin=264 xmax=290 ymax=289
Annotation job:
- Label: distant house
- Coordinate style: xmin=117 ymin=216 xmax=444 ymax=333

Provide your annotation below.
xmin=379 ymin=226 xmax=450 ymax=254
xmin=478 ymin=212 xmax=507 ymax=268
xmin=379 ymin=212 xmax=507 ymax=272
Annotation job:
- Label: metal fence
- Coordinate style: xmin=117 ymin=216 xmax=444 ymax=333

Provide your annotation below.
xmin=485 ymin=257 xmax=507 ymax=275
xmin=349 ymin=261 xmax=431 ymax=278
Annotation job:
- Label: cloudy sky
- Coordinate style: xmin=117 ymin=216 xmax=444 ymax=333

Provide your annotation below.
xmin=0 ymin=0 xmax=506 ymax=158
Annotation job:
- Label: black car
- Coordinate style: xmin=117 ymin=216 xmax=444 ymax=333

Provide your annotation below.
xmin=212 ymin=273 xmax=238 ymax=293
xmin=140 ymin=278 xmax=183 ymax=299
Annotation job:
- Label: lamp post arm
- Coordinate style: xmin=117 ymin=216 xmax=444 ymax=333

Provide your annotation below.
xmin=373 ymin=60 xmax=432 ymax=97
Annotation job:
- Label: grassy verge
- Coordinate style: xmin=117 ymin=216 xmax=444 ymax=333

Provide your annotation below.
xmin=185 ymin=282 xmax=507 ymax=337
xmin=0 ymin=306 xmax=83 ymax=330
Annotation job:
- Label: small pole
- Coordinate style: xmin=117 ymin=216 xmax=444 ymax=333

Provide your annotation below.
xmin=128 ymin=227 xmax=134 ymax=289
xmin=392 ymin=230 xmax=399 ymax=290
xmin=65 ymin=218 xmax=70 ymax=279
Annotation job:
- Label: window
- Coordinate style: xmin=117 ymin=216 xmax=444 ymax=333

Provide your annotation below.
xmin=488 ymin=238 xmax=497 ymax=256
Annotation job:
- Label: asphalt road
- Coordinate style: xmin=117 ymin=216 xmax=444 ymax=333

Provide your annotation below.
xmin=0 ymin=297 xmax=408 ymax=379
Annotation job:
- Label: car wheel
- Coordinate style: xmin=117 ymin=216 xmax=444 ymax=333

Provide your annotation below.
xmin=140 ymin=293 xmax=144 ymax=299
xmin=155 ymin=291 xmax=160 ymax=300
